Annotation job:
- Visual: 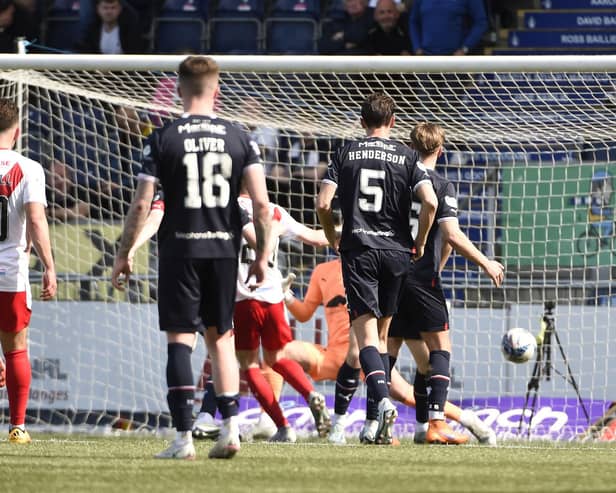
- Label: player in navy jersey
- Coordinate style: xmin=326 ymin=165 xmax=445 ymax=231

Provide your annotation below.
xmin=317 ymin=92 xmax=438 ymax=445
xmin=112 ymin=56 xmax=272 ymax=460
xmin=389 ymin=122 xmax=504 ymax=445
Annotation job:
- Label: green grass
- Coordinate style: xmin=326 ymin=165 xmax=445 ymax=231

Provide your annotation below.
xmin=1 ymin=436 xmax=616 ymax=493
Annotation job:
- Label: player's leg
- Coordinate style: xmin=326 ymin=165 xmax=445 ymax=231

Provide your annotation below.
xmin=330 ymin=333 xmax=360 ymax=445
xmin=0 ymin=291 xmax=34 ymax=444
xmin=200 ymin=258 xmax=242 ymax=459
xmin=387 ymin=337 xmax=418 ymax=411
xmin=282 ymin=340 xmax=322 ymax=375
xmin=342 ymin=250 xmax=392 ymax=443
xmin=154 ymin=258 xmax=200 ymax=459
xmin=405 ymin=338 xmax=496 ymax=445
xmin=193 ymin=354 xmax=220 ymax=440
xmin=262 ymin=302 xmax=330 ymax=437
xmin=250 ymin=362 xmax=283 ymax=439
xmin=420 ymin=328 xmax=468 ymax=445
xmin=234 ymin=299 xmax=295 ymax=441
xmin=404 ymin=338 xmax=431 ymax=443
xmin=371 ymin=250 xmax=412 ymax=444
xmin=0 ymin=356 xmax=5 ymax=388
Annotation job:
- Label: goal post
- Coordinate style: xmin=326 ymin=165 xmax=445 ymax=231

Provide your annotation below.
xmin=1 ymin=54 xmax=616 ymax=440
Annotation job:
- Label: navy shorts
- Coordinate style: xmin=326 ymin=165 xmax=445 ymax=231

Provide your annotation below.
xmin=158 ymin=257 xmax=238 ymax=334
xmin=340 ymin=248 xmax=411 ymax=321
xmin=389 ymin=281 xmax=449 ymax=340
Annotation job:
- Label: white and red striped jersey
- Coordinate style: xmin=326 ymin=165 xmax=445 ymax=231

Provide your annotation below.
xmin=0 ymin=150 xmax=47 ymax=292
xmin=236 ymin=196 xmax=304 ymax=304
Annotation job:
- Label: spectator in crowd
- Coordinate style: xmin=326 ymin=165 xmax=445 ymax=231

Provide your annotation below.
xmin=409 ymin=0 xmax=488 ymax=55
xmin=78 ymin=0 xmax=160 ymax=39
xmin=363 ymin=0 xmax=410 ymax=55
xmin=320 ymin=0 xmax=373 ymax=55
xmin=0 ymin=0 xmax=38 ymax=52
xmin=76 ymin=0 xmax=143 ymax=54
xmin=46 ymin=159 xmax=90 ymax=222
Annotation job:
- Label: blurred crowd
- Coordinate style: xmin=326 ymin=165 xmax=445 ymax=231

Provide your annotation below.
xmin=0 ymin=0 xmax=532 ymax=56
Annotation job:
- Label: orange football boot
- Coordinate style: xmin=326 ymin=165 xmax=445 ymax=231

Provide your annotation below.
xmin=426 ymin=420 xmax=470 ymax=445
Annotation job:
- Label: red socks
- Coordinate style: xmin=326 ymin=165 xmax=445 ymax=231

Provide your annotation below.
xmin=5 ymin=349 xmax=31 ymax=427
xmin=245 ymin=367 xmax=287 ymax=428
xmin=272 ymin=358 xmax=313 ymax=402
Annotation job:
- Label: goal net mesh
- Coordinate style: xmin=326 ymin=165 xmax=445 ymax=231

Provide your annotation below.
xmin=1 ymin=60 xmax=615 ymax=440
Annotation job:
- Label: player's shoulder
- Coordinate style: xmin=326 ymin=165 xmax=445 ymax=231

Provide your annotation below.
xmin=0 ymin=150 xmax=43 ymax=177
xmin=428 ymin=169 xmax=453 ymax=194
xmin=315 ymin=258 xmax=339 ymax=276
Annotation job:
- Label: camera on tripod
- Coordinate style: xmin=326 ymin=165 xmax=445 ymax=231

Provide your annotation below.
xmin=518 ymin=300 xmax=590 ymax=437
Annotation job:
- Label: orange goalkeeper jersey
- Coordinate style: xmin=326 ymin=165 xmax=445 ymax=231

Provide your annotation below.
xmin=287 ymin=259 xmax=349 ymax=350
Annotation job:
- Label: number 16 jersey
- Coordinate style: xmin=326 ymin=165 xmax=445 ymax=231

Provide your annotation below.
xmin=323 ymin=137 xmax=430 ymax=252
xmin=139 ymin=114 xmax=262 ymax=259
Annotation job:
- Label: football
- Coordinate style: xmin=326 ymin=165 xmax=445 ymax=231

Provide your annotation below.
xmin=501 ymin=327 xmax=537 ymax=363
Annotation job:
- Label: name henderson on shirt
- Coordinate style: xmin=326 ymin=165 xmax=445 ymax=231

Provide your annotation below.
xmin=347 ymin=148 xmax=406 ymax=164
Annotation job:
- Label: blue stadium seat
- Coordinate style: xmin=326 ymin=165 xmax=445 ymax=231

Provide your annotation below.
xmin=265 ymin=17 xmax=318 ymax=53
xmin=152 ymin=17 xmax=207 ymax=53
xmin=44 ymin=16 xmax=80 ymax=52
xmin=159 ymin=0 xmax=208 ymax=18
xmin=216 ymin=0 xmax=264 ymax=18
xmin=270 ymin=0 xmax=319 ymax=19
xmin=49 ymin=0 xmax=80 ymax=14
xmin=210 ymin=17 xmax=261 ymax=53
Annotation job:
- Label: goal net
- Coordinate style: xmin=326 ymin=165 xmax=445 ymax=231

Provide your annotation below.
xmin=1 ymin=54 xmax=616 ymax=441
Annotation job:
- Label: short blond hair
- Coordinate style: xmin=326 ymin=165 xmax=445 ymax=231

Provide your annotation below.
xmin=410 ymin=122 xmax=445 ymax=156
xmin=178 ymin=56 xmax=220 ymax=98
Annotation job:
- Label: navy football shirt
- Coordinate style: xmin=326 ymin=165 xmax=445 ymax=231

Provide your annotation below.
xmin=410 ymin=168 xmax=458 ymax=284
xmin=323 ymin=136 xmax=430 ymax=252
xmin=140 ymin=114 xmax=262 ymax=259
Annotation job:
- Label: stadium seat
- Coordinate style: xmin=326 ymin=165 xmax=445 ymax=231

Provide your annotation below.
xmin=215 ymin=0 xmax=265 ymax=18
xmin=210 ymin=17 xmax=261 ymax=53
xmin=270 ymin=0 xmax=320 ymax=19
xmin=265 ymin=17 xmax=318 ymax=53
xmin=44 ymin=16 xmax=80 ymax=52
xmin=152 ymin=17 xmax=207 ymax=53
xmin=159 ymin=0 xmax=208 ymax=18
xmin=49 ymin=0 xmax=80 ymax=14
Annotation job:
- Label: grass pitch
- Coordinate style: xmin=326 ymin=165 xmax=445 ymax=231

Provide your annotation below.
xmin=1 ymin=435 xmax=615 ymax=493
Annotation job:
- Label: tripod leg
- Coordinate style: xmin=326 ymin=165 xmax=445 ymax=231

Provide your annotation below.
xmin=519 ymin=352 xmax=543 ymax=436
xmin=552 ymin=328 xmax=591 ymax=424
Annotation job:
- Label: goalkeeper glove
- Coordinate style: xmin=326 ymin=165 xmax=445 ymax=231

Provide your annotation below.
xmin=282 ymin=272 xmax=296 ymax=303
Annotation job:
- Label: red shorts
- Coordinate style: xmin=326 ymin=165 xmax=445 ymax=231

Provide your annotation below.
xmin=234 ymin=299 xmax=293 ymax=351
xmin=0 ymin=291 xmax=31 ymax=333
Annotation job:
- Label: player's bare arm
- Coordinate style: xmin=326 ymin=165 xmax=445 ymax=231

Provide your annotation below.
xmin=25 ymin=202 xmax=56 ymax=300
xmin=316 ymin=181 xmax=338 ymax=250
xmin=439 ymin=218 xmax=505 ymax=287
xmin=439 ymin=241 xmax=453 ymax=273
xmin=413 ymin=182 xmax=438 ymax=260
xmin=112 ymin=179 xmax=155 ymax=290
xmin=294 ymin=225 xmax=329 ymax=247
xmin=243 ymin=164 xmax=272 ymax=285
xmin=127 ymin=207 xmax=163 ymax=261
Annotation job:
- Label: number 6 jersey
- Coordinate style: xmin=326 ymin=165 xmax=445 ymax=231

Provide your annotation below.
xmin=0 ymin=151 xmax=47 ymax=292
xmin=323 ymin=136 xmax=430 ymax=252
xmin=139 ymin=114 xmax=262 ymax=259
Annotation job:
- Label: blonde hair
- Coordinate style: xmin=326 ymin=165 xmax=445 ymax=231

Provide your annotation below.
xmin=410 ymin=121 xmax=445 ymax=156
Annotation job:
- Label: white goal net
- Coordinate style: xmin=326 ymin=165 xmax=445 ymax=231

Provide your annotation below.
xmin=2 ymin=54 xmax=616 ymax=440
